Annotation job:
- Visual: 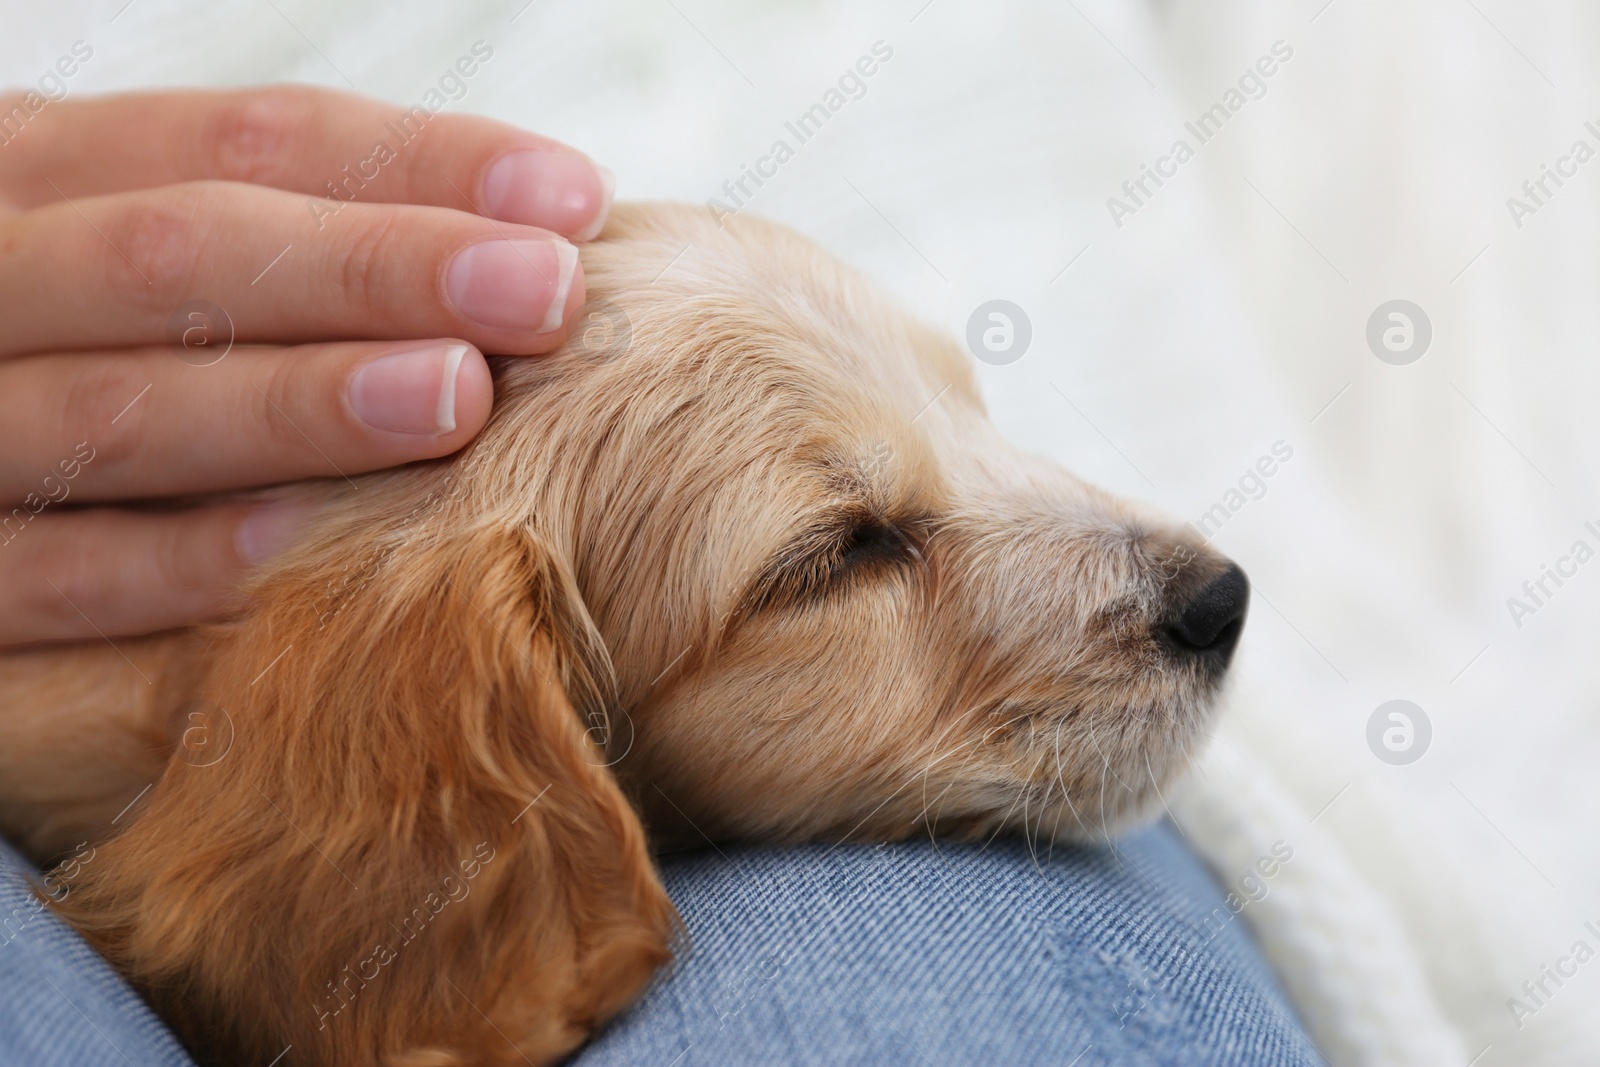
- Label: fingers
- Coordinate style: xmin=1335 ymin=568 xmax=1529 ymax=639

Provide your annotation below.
xmin=0 ymin=341 xmax=494 ymax=503
xmin=0 ymin=180 xmax=586 ymax=358
xmin=0 ymin=502 xmax=291 ymax=646
xmin=0 ymin=85 xmax=614 ymax=240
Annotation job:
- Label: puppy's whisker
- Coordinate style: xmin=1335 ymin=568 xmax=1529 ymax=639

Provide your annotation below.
xmin=978 ymin=763 xmax=1036 ymax=854
xmin=1024 ymin=805 xmax=1045 ymax=876
xmin=1051 ymin=716 xmax=1081 ymax=827
xmin=1084 ymin=719 xmax=1135 ymax=794
xmin=820 ymin=717 xmax=1019 ymax=853
xmin=1145 ymin=750 xmax=1185 ymax=839
xmin=1045 ymin=794 xmax=1069 ymax=855
xmin=913 ymin=781 xmax=954 ymax=836
xmin=1057 ymin=760 xmax=1092 ymax=841
xmin=1096 ymin=767 xmax=1110 ymax=843
xmin=1020 ymin=747 xmax=1052 ymax=875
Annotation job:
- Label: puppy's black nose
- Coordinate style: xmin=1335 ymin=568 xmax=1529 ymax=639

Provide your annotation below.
xmin=1162 ymin=563 xmax=1249 ymax=666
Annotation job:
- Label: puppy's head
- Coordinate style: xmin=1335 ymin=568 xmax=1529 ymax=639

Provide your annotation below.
xmin=485 ymin=202 xmax=1246 ymax=846
xmin=57 ymin=202 xmax=1244 ymax=1066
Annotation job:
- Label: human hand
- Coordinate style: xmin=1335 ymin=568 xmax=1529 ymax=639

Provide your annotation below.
xmin=0 ymin=85 xmax=613 ymax=646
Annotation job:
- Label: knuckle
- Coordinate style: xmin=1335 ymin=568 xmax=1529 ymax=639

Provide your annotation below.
xmin=151 ymin=517 xmax=207 ymax=601
xmin=338 ymin=211 xmax=401 ymax=322
xmin=59 ymin=364 xmax=152 ymax=473
xmin=20 ymin=527 xmax=101 ymax=630
xmin=98 ymin=185 xmax=211 ymax=307
xmin=253 ymin=357 xmax=319 ymax=461
xmin=197 ymin=86 xmax=313 ymax=186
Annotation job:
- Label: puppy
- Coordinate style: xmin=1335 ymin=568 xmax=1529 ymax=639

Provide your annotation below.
xmin=0 ymin=202 xmax=1248 ymax=1066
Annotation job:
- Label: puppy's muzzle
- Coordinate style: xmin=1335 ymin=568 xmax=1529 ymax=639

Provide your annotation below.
xmin=1159 ymin=561 xmax=1249 ymax=667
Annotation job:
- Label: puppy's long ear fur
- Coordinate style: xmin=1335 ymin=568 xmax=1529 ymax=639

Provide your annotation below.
xmin=53 ymin=515 xmax=675 ymax=1066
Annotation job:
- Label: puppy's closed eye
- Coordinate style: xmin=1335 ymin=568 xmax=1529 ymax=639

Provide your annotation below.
xmin=836 ymin=520 xmax=909 ymax=571
xmin=752 ymin=514 xmax=928 ymax=612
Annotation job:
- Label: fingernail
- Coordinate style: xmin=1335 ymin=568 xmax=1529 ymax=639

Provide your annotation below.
xmin=236 ymin=500 xmax=309 ymax=566
xmin=348 ymin=343 xmax=472 ymax=435
xmin=481 ymin=150 xmax=614 ymax=240
xmin=572 ymin=165 xmax=615 ymax=242
xmin=446 ymin=238 xmax=579 ymax=333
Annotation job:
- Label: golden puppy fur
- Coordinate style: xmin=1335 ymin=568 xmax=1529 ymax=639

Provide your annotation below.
xmin=0 ymin=203 xmax=1240 ymax=1065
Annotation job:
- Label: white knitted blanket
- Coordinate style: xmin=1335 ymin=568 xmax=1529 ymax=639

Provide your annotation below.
xmin=9 ymin=2 xmax=1597 ymax=1063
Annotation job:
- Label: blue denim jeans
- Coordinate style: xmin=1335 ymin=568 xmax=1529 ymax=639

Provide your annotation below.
xmin=0 ymin=824 xmax=1317 ymax=1066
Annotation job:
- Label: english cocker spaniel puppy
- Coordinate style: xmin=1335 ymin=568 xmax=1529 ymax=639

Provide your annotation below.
xmin=0 ymin=202 xmax=1248 ymax=1066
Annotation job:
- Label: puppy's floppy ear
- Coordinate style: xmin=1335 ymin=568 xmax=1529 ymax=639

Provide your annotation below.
xmin=54 ymin=516 xmax=676 ymax=1067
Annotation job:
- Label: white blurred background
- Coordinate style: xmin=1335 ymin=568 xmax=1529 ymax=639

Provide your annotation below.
xmin=7 ymin=1 xmax=1600 ymax=1063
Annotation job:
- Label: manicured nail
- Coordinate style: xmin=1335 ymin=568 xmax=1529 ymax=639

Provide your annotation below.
xmin=236 ymin=500 xmax=309 ymax=566
xmin=572 ymin=165 xmax=615 ymax=242
xmin=481 ymin=150 xmax=615 ymax=240
xmin=446 ymin=238 xmax=579 ymax=333
xmin=348 ymin=344 xmax=471 ymax=435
